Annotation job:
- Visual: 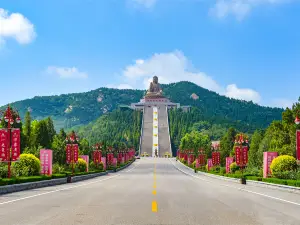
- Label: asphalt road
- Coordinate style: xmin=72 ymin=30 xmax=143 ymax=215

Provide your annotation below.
xmin=1 ymin=158 xmax=300 ymax=225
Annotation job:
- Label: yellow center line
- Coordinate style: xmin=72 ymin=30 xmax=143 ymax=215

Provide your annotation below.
xmin=152 ymin=201 xmax=158 ymax=212
xmin=152 ymin=190 xmax=157 ymax=195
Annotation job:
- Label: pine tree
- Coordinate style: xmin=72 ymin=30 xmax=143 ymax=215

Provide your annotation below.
xmin=46 ymin=117 xmax=56 ymax=143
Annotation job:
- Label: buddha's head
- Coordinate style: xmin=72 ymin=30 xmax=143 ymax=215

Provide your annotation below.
xmin=153 ymin=76 xmax=158 ymax=84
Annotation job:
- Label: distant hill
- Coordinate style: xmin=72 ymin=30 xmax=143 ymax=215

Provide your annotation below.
xmin=1 ymin=81 xmax=283 ymax=130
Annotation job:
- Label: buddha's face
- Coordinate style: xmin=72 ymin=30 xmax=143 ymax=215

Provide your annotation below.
xmin=153 ymin=76 xmax=158 ymax=84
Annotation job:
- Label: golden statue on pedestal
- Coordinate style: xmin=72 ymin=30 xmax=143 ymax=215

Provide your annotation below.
xmin=145 ymin=76 xmax=163 ymax=98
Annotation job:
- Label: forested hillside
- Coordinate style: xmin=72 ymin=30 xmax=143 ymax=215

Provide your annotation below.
xmin=1 ymin=81 xmax=283 ymax=131
xmin=73 ymin=108 xmax=142 ymax=150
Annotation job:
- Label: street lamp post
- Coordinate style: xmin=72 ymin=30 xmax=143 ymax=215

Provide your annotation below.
xmin=295 ymin=116 xmax=300 ymax=161
xmin=65 ymin=131 xmax=79 ymax=176
xmin=234 ymin=134 xmax=249 ymax=184
xmin=0 ymin=105 xmax=21 ymax=178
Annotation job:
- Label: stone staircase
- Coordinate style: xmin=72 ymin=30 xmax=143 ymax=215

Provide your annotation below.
xmin=140 ymin=106 xmax=153 ymax=156
xmin=158 ymin=106 xmax=172 ymax=157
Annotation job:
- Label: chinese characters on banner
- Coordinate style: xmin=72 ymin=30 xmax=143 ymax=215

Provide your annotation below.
xmin=297 ymin=130 xmax=300 ymax=160
xmin=80 ymin=155 xmax=89 ymax=172
xmin=212 ymin=152 xmax=220 ymax=166
xmin=207 ymin=159 xmax=213 ymax=171
xmin=235 ymin=146 xmax=248 ymax=167
xmin=0 ymin=129 xmax=9 ymax=162
xmin=66 ymin=144 xmax=71 ymax=164
xmin=235 ymin=146 xmax=241 ymax=166
xmin=263 ymin=152 xmax=278 ymax=178
xmin=101 ymin=157 xmax=106 ymax=170
xmin=226 ymin=157 xmax=234 ymax=173
xmin=242 ymin=146 xmax=248 ymax=166
xmin=73 ymin=144 xmax=79 ymax=163
xmin=198 ymin=154 xmax=205 ymax=166
xmin=11 ymin=128 xmax=20 ymax=161
xmin=40 ymin=149 xmax=53 ymax=175
xmin=93 ymin=151 xmax=101 ymax=164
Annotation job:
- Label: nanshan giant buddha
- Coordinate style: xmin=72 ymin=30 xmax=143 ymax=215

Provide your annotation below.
xmin=146 ymin=76 xmax=163 ymax=98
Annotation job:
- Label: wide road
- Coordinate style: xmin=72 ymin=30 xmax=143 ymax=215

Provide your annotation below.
xmin=1 ymin=158 xmax=300 ymax=225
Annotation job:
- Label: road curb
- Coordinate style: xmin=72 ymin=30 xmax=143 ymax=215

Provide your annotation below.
xmin=175 ymin=159 xmax=300 ymax=193
xmin=107 ymin=160 xmax=135 ymax=173
xmin=0 ymin=171 xmax=108 ymax=195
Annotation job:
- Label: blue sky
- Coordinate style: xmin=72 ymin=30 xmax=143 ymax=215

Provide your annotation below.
xmin=0 ymin=0 xmax=299 ymax=108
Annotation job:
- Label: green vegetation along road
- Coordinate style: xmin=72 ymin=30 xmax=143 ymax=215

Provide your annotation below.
xmin=1 ymin=158 xmax=300 ymax=225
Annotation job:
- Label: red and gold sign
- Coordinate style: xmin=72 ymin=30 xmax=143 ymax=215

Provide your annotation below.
xmin=66 ymin=144 xmax=72 ymax=164
xmin=242 ymin=146 xmax=248 ymax=166
xmin=235 ymin=146 xmax=242 ymax=166
xmin=73 ymin=144 xmax=79 ymax=163
xmin=297 ymin=130 xmax=300 ymax=160
xmin=0 ymin=129 xmax=9 ymax=162
xmin=11 ymin=128 xmax=20 ymax=161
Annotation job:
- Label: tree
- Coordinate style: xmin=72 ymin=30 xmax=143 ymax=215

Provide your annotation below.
xmin=58 ymin=128 xmax=67 ymax=140
xmin=51 ymin=135 xmax=65 ymax=165
xmin=79 ymin=138 xmax=90 ymax=156
xmin=180 ymin=130 xmax=211 ymax=157
xmin=23 ymin=111 xmax=32 ymax=146
xmin=248 ymin=129 xmax=265 ymax=167
xmin=219 ymin=127 xmax=237 ymax=166
xmin=46 ymin=117 xmax=56 ymax=144
xmin=34 ymin=120 xmax=51 ymax=148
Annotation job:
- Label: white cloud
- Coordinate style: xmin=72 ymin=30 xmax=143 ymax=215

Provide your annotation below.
xmin=270 ymin=98 xmax=295 ymax=108
xmin=210 ymin=0 xmax=294 ymax=20
xmin=225 ymin=84 xmax=261 ymax=103
xmin=46 ymin=66 xmax=88 ymax=79
xmin=0 ymin=8 xmax=36 ymax=45
xmin=116 ymin=50 xmax=262 ymax=103
xmin=107 ymin=83 xmax=134 ymax=89
xmin=129 ymin=0 xmax=157 ymax=8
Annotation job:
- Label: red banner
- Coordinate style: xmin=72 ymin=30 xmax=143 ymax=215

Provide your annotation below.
xmin=226 ymin=157 xmax=234 ymax=173
xmin=212 ymin=152 xmax=220 ymax=166
xmin=212 ymin=152 xmax=216 ymax=165
xmin=40 ymin=149 xmax=53 ymax=175
xmin=297 ymin=130 xmax=300 ymax=160
xmin=11 ymin=128 xmax=20 ymax=161
xmin=263 ymin=152 xmax=278 ymax=178
xmin=0 ymin=129 xmax=9 ymax=162
xmin=242 ymin=146 xmax=248 ymax=166
xmin=235 ymin=146 xmax=241 ymax=166
xmin=198 ymin=154 xmax=205 ymax=166
xmin=66 ymin=144 xmax=71 ymax=164
xmin=93 ymin=151 xmax=101 ymax=164
xmin=73 ymin=144 xmax=79 ymax=163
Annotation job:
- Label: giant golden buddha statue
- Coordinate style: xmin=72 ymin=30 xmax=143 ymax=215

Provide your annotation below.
xmin=145 ymin=76 xmax=164 ymax=98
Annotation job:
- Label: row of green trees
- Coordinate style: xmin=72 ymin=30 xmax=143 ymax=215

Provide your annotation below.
xmin=177 ymin=97 xmax=300 ymax=179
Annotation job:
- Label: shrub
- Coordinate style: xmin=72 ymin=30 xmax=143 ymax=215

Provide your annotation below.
xmin=0 ymin=163 xmax=8 ymax=178
xmin=11 ymin=154 xmax=41 ymax=177
xmin=76 ymin=158 xmax=87 ymax=172
xmin=220 ymin=167 xmax=226 ymax=175
xmin=272 ymin=171 xmax=300 ymax=180
xmin=52 ymin=163 xmax=65 ymax=174
xmin=270 ymin=155 xmax=297 ymax=177
xmin=230 ymin=162 xmax=239 ymax=173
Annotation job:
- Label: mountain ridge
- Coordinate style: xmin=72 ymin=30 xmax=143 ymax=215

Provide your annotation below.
xmin=1 ymin=81 xmax=283 ymax=130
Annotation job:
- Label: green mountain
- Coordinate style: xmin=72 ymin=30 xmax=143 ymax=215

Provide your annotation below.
xmin=1 ymin=81 xmax=283 ymax=131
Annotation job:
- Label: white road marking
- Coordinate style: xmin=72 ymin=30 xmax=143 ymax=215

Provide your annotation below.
xmin=169 ymin=159 xmax=300 ymax=207
xmin=0 ymin=161 xmax=139 ymax=206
